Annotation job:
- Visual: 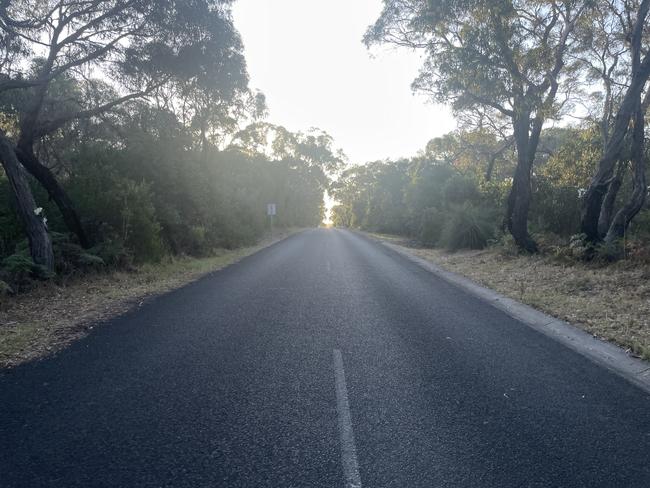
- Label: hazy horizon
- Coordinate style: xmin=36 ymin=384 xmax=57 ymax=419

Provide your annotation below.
xmin=232 ymin=0 xmax=456 ymax=164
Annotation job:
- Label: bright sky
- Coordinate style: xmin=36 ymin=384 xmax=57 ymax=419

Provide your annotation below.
xmin=232 ymin=0 xmax=456 ymax=165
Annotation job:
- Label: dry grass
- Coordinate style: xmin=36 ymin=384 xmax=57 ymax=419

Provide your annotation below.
xmin=0 ymin=230 xmax=300 ymax=368
xmin=371 ymin=234 xmax=650 ymax=361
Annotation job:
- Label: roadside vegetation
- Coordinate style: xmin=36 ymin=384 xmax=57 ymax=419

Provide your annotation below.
xmin=0 ymin=1 xmax=343 ymax=295
xmin=332 ymin=1 xmax=650 ymax=273
xmin=0 ymin=230 xmax=299 ymax=368
xmin=357 ymin=0 xmax=650 ymax=255
xmin=330 ymin=0 xmax=650 ymax=359
xmin=0 ymin=1 xmax=341 ymax=364
xmin=2 ymin=1 xmax=650 ymax=365
xmin=371 ymin=233 xmax=650 ymax=361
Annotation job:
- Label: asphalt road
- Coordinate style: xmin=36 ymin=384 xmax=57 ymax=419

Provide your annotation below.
xmin=1 ymin=228 xmax=649 ymax=487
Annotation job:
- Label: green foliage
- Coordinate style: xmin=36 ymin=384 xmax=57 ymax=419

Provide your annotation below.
xmin=0 ymin=116 xmax=329 ymax=287
xmin=594 ymin=239 xmax=624 ymax=263
xmin=540 ymin=127 xmax=602 ymax=189
xmin=439 ymin=203 xmax=496 ymax=251
xmin=0 ymin=173 xmax=23 ymax=257
xmin=2 ymin=251 xmax=47 ymax=284
xmin=567 ymin=233 xmax=593 ymax=260
xmin=629 ymin=209 xmax=650 ymax=241
xmin=65 ymin=157 xmax=163 ymax=262
xmin=530 ymin=177 xmax=582 ymax=237
xmin=1 ymin=234 xmax=106 ymax=289
xmin=443 ymin=174 xmax=481 ymax=207
xmin=50 ymin=233 xmax=105 ymax=276
xmin=492 ymin=233 xmax=521 ymax=257
xmin=0 ymin=279 xmax=12 ymax=296
xmin=89 ymin=241 xmax=131 ymax=268
xmin=0 ymin=0 xmax=306 ymax=280
xmin=331 ymin=121 xmax=616 ymax=255
xmin=333 ymin=155 xmax=500 ymax=251
xmin=118 ymin=181 xmax=164 ymax=263
xmin=418 ymin=208 xmax=446 ymax=247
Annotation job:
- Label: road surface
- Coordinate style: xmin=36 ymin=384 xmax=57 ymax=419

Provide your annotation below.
xmin=1 ymin=228 xmax=649 ymax=487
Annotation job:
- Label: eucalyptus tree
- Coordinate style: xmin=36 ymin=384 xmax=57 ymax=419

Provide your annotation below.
xmin=0 ymin=0 xmax=250 ymax=269
xmin=579 ymin=0 xmax=650 ymax=243
xmin=424 ymin=128 xmax=514 ymax=182
xmin=0 ymin=0 xmax=59 ymax=269
xmin=229 ymin=122 xmax=346 ymax=191
xmin=366 ymin=0 xmax=588 ymax=251
xmin=573 ymin=1 xmax=630 ymax=238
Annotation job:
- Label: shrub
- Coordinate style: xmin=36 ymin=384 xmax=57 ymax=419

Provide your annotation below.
xmin=626 ymin=239 xmax=650 ymax=263
xmin=0 ymin=233 xmax=110 ymax=290
xmin=439 ymin=203 xmax=496 ymax=251
xmin=118 ymin=181 xmax=164 ymax=262
xmin=443 ymin=174 xmax=481 ymax=207
xmin=567 ymin=233 xmax=593 ymax=260
xmin=594 ymin=239 xmax=624 ymax=262
xmin=418 ymin=207 xmax=445 ymax=246
xmin=90 ymin=240 xmax=132 ymax=268
xmin=530 ymin=178 xmax=581 ymax=236
xmin=1 ymin=249 xmax=49 ymax=292
xmin=50 ymin=233 xmax=105 ymax=276
xmin=0 ymin=279 xmax=12 ymax=295
xmin=629 ymin=209 xmax=650 ymax=241
xmin=491 ymin=232 xmax=521 ymax=257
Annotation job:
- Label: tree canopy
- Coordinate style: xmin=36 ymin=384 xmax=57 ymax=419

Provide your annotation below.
xmin=0 ymin=0 xmax=341 ymax=285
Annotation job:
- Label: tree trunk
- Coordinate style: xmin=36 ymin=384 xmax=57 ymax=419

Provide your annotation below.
xmin=485 ymin=154 xmax=497 ymax=182
xmin=15 ymin=145 xmax=91 ymax=249
xmin=597 ymin=162 xmax=625 ymax=238
xmin=580 ymin=84 xmax=643 ymax=241
xmin=0 ymin=131 xmax=54 ymax=272
xmin=505 ymin=116 xmax=538 ymax=253
xmin=581 ymin=0 xmax=650 ymax=242
xmin=605 ymin=101 xmax=647 ymax=243
xmin=16 ymin=64 xmax=91 ymax=249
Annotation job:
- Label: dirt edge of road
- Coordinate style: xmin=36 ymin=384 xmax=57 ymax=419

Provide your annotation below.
xmin=0 ymin=229 xmax=304 ymax=369
xmin=361 ymin=231 xmax=650 ymax=394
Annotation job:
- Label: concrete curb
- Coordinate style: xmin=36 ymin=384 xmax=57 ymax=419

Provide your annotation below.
xmin=362 ymin=233 xmax=650 ymax=395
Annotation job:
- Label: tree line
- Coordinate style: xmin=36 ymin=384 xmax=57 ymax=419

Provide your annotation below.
xmin=353 ymin=0 xmax=650 ymax=254
xmin=0 ymin=0 xmax=341 ymax=290
xmin=2 ymin=0 xmax=650 ymax=292
xmin=331 ymin=125 xmax=650 ymax=256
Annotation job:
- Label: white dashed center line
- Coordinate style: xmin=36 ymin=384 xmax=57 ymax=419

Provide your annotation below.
xmin=333 ymin=348 xmax=362 ymax=488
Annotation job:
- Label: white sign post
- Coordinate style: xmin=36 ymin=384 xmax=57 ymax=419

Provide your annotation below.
xmin=267 ymin=203 xmax=277 ymax=236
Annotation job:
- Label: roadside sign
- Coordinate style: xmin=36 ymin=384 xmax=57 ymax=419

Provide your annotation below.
xmin=267 ymin=203 xmax=277 ymax=216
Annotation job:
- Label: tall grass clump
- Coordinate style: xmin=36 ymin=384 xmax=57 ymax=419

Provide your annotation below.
xmin=439 ymin=203 xmax=496 ymax=251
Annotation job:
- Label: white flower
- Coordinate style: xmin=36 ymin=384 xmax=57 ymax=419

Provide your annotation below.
xmin=34 ymin=207 xmax=43 ymax=216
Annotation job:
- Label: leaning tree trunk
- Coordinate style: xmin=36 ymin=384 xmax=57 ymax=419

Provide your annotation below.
xmin=581 ymin=85 xmax=644 ymax=242
xmin=581 ymin=0 xmax=650 ymax=242
xmin=505 ymin=116 xmax=538 ymax=253
xmin=597 ymin=162 xmax=625 ymax=239
xmin=15 ymin=145 xmax=91 ymax=249
xmin=0 ymin=131 xmax=53 ymax=272
xmin=16 ymin=70 xmax=91 ymax=249
xmin=605 ymin=101 xmax=647 ymax=243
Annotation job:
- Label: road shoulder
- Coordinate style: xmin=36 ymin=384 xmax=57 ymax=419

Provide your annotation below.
xmin=360 ymin=231 xmax=650 ymax=394
xmin=0 ymin=229 xmax=304 ymax=369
